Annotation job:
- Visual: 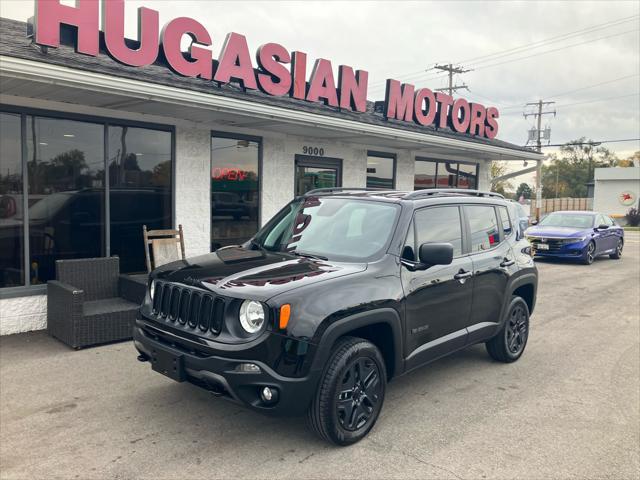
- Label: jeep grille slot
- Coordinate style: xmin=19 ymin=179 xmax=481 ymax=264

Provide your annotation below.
xmin=151 ymin=281 xmax=225 ymax=337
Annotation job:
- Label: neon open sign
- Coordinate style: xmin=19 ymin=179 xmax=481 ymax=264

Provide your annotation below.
xmin=212 ymin=168 xmax=249 ymax=181
xmin=31 ymin=0 xmax=500 ymax=139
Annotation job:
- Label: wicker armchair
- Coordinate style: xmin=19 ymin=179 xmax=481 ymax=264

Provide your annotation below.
xmin=47 ymin=257 xmax=138 ymax=349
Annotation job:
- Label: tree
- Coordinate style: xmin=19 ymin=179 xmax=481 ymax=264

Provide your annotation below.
xmin=515 ymin=182 xmax=532 ymax=200
xmin=490 ymin=161 xmax=513 ymax=196
xmin=617 ymin=151 xmax=639 ymax=167
xmin=541 ymin=138 xmax=619 ymax=198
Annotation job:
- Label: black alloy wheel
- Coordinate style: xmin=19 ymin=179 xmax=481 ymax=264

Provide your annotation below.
xmin=505 ymin=302 xmax=529 ymax=356
xmin=336 ymin=357 xmax=383 ymax=431
xmin=486 ymin=296 xmax=530 ymax=363
xmin=308 ymin=336 xmax=387 ymax=446
xmin=582 ymin=241 xmax=596 ymax=265
xmin=610 ymin=239 xmax=623 ymax=259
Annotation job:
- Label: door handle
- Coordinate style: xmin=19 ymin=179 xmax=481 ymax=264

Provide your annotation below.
xmin=454 ymin=270 xmax=473 ymax=280
xmin=500 ymin=258 xmax=515 ymax=267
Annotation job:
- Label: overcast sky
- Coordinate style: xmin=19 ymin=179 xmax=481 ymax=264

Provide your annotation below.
xmin=1 ymin=0 xmax=639 ymax=169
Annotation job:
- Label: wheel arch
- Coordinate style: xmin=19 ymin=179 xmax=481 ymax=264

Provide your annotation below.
xmin=310 ymin=309 xmax=404 ymax=380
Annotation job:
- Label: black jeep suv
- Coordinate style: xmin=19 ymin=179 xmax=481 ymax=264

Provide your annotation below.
xmin=134 ymin=188 xmax=537 ymax=445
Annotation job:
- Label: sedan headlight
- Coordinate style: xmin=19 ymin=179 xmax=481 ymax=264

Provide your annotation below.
xmin=149 ymin=279 xmax=156 ymax=300
xmin=574 ymin=236 xmax=588 ymax=242
xmin=239 ymin=300 xmax=265 ymax=334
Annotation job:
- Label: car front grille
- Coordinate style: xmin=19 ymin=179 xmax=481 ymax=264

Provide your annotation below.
xmin=528 ymin=237 xmax=580 ymax=252
xmin=152 ymin=281 xmax=225 ymax=335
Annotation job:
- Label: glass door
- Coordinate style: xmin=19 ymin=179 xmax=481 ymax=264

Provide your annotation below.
xmin=295 ymin=155 xmax=342 ymax=196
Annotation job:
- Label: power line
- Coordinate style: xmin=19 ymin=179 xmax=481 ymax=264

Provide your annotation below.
xmin=472 ymin=28 xmax=638 ymax=71
xmin=537 ymin=138 xmax=640 ymax=147
xmin=432 ymin=64 xmax=473 ymax=95
xmin=463 ymin=15 xmax=639 ymax=66
xmin=488 ymin=74 xmax=640 ymax=112
xmin=367 ymin=13 xmax=639 ymax=89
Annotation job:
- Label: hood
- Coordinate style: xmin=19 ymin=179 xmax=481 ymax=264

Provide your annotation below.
xmin=152 ymin=246 xmax=366 ymax=301
xmin=525 ymin=225 xmax=591 ymax=238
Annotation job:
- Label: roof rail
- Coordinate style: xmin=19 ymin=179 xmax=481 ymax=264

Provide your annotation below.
xmin=403 ymin=189 xmax=505 ymax=200
xmin=303 ymin=187 xmax=388 ymax=196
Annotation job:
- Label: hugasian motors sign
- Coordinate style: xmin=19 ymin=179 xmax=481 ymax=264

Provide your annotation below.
xmin=30 ymin=0 xmax=500 ymax=139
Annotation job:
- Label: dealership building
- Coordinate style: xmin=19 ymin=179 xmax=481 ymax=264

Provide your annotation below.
xmin=0 ymin=8 xmax=541 ymax=335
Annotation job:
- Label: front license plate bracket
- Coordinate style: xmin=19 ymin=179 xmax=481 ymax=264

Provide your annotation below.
xmin=151 ymin=348 xmax=186 ymax=382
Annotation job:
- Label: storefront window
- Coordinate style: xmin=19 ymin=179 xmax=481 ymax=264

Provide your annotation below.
xmin=0 ymin=113 xmax=24 ymax=287
xmin=366 ymin=152 xmax=395 ymax=189
xmin=0 ymin=108 xmax=174 ymax=290
xmin=414 ymin=159 xmax=478 ymax=190
xmin=108 ymin=127 xmax=172 ymax=273
xmin=211 ymin=135 xmax=260 ymax=251
xmin=26 ymin=116 xmax=105 ymax=284
xmin=414 ymin=160 xmax=437 ymax=190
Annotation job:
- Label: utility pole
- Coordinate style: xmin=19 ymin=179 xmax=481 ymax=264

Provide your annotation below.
xmin=433 ymin=64 xmax=473 ymax=96
xmin=524 ymin=100 xmax=556 ymax=221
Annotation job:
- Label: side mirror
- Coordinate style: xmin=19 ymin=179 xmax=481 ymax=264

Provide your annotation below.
xmin=530 ymin=219 xmax=538 ymax=225
xmin=595 ymin=224 xmax=609 ymax=230
xmin=419 ymin=243 xmax=454 ymax=267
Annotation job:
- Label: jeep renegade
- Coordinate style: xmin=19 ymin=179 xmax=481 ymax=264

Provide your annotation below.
xmin=134 ymin=188 xmax=538 ymax=445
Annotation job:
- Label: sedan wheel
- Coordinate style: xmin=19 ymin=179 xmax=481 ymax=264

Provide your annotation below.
xmin=610 ymin=239 xmax=623 ymax=260
xmin=582 ymin=241 xmax=596 ymax=265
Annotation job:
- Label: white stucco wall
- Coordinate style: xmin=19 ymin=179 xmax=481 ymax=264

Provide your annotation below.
xmin=593 ymin=167 xmax=640 ymax=217
xmin=0 ymin=94 xmax=494 ymax=335
xmin=0 ymin=295 xmax=47 ymax=335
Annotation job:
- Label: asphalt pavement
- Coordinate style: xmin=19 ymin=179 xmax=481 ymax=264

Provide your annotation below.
xmin=1 ymin=232 xmax=639 ymax=479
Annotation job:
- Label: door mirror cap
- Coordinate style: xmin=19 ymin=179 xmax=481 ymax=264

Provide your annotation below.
xmin=595 ymin=224 xmax=609 ymax=230
xmin=419 ymin=243 xmax=454 ymax=267
xmin=530 ymin=219 xmax=538 ymax=225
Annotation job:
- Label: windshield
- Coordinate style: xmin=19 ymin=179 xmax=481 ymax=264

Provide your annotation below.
xmin=539 ymin=212 xmax=594 ymax=229
xmin=254 ymin=197 xmax=400 ymax=262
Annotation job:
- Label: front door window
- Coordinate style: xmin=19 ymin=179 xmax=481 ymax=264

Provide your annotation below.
xmin=295 ymin=155 xmax=342 ymax=196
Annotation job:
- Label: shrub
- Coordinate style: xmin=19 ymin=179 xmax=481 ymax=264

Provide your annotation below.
xmin=625 ymin=207 xmax=640 ymax=227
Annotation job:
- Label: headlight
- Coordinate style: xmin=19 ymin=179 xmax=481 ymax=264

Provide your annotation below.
xmin=239 ymin=300 xmax=265 ymax=334
xmin=149 ymin=279 xmax=156 ymax=300
xmin=574 ymin=236 xmax=588 ymax=242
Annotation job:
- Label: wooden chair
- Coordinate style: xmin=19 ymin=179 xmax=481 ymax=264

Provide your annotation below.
xmin=143 ymin=224 xmax=186 ymax=273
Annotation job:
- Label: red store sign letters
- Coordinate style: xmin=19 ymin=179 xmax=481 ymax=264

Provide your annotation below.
xmin=32 ymin=0 xmax=499 ymax=139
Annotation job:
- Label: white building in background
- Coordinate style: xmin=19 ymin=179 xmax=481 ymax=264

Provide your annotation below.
xmin=593 ymin=167 xmax=640 ymax=220
xmin=0 ymin=8 xmax=541 ymax=335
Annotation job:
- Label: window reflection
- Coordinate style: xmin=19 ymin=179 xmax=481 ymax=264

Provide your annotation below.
xmin=414 ymin=159 xmax=478 ymax=190
xmin=366 ymin=153 xmax=394 ymax=189
xmin=211 ymin=136 xmax=260 ymax=251
xmin=108 ymin=126 xmax=172 ymax=273
xmin=0 ymin=113 xmax=24 ymax=287
xmin=26 ymin=116 xmax=105 ymax=284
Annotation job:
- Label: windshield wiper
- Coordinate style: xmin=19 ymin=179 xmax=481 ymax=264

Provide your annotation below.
xmin=290 ymin=251 xmax=328 ymax=261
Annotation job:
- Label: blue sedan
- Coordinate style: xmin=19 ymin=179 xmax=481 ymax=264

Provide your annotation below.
xmin=525 ymin=211 xmax=624 ymax=265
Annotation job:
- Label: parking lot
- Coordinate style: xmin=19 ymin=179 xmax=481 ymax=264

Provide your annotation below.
xmin=1 ymin=232 xmax=638 ymax=480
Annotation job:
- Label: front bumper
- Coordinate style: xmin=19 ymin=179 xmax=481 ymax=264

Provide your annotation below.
xmin=133 ymin=321 xmax=319 ymax=416
xmin=530 ymin=239 xmax=588 ymax=258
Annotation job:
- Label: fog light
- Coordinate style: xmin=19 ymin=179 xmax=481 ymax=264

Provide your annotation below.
xmin=235 ymin=363 xmax=261 ymax=373
xmin=261 ymin=387 xmax=273 ymax=402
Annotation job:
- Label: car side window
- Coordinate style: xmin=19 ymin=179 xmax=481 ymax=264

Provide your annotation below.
xmin=402 ymin=220 xmax=415 ymax=261
xmin=605 ymin=215 xmax=615 ymax=226
xmin=414 ymin=206 xmax=463 ymax=257
xmin=498 ymin=206 xmax=512 ymax=237
xmin=466 ymin=205 xmax=501 ymax=252
xmin=596 ymin=214 xmax=607 ymax=227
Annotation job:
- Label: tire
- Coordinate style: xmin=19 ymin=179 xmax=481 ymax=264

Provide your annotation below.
xmin=609 ymin=238 xmax=623 ymax=259
xmin=581 ymin=241 xmax=596 ymax=265
xmin=486 ymin=296 xmax=530 ymax=363
xmin=307 ymin=336 xmax=387 ymax=446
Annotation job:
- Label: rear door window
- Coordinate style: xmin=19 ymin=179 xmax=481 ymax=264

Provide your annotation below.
xmin=498 ymin=206 xmax=512 ymax=237
xmin=466 ymin=205 xmax=501 ymax=252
